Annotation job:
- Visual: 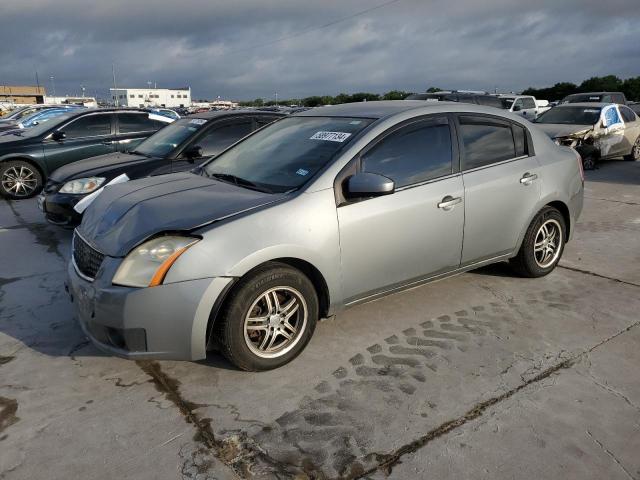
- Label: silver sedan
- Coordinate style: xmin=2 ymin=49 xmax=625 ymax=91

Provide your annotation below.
xmin=66 ymin=101 xmax=584 ymax=370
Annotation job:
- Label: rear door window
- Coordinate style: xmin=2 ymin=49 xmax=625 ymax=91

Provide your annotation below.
xmin=361 ymin=118 xmax=453 ymax=188
xmin=619 ymin=106 xmax=637 ymax=123
xmin=195 ymin=121 xmax=253 ymax=156
xmin=62 ymin=114 xmax=112 ymax=138
xmin=117 ymin=113 xmax=164 ymax=133
xmin=458 ymin=116 xmax=517 ymax=170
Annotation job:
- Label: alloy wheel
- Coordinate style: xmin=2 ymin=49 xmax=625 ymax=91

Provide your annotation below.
xmin=243 ymin=286 xmax=308 ymax=359
xmin=533 ymin=219 xmax=563 ymax=268
xmin=1 ymin=165 xmax=38 ymax=197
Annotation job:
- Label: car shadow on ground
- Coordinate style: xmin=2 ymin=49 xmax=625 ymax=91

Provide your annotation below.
xmin=585 ymin=159 xmax=640 ymax=185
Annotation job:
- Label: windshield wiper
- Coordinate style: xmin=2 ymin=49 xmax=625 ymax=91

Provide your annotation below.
xmin=209 ymin=173 xmax=272 ymax=193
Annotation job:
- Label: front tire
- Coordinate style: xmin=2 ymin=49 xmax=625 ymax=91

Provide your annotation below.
xmin=510 ymin=206 xmax=566 ymax=278
xmin=0 ymin=160 xmax=43 ymax=199
xmin=214 ymin=262 xmax=318 ymax=371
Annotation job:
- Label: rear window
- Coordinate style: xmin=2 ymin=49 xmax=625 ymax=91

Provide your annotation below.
xmin=459 ymin=117 xmax=516 ymax=169
xmin=535 ymin=107 xmax=601 ymax=125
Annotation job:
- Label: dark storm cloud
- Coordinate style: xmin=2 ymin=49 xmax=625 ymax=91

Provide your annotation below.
xmin=1 ymin=0 xmax=638 ymax=100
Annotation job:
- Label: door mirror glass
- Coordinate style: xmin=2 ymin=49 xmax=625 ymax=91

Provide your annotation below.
xmin=345 ymin=172 xmax=395 ymax=198
xmin=52 ymin=131 xmax=66 ymax=141
xmin=512 ymin=104 xmax=522 ymax=112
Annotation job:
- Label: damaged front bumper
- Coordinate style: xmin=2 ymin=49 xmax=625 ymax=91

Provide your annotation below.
xmin=65 ymin=258 xmax=233 ymax=361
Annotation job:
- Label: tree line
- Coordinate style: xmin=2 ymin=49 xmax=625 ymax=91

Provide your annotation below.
xmin=236 ymin=75 xmax=639 ymax=107
xmin=522 ymin=75 xmax=640 ymax=102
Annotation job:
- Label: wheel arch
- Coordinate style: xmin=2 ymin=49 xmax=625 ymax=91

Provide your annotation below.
xmin=0 ymin=155 xmax=47 ymax=179
xmin=205 ymin=257 xmax=331 ymax=351
xmin=546 ymin=200 xmax=571 ymax=241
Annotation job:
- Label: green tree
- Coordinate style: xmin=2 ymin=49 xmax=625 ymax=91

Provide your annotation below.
xmin=622 ymin=76 xmax=640 ymax=101
xmin=382 ymin=90 xmax=410 ymax=100
xmin=426 ymin=87 xmax=443 ymax=93
xmin=578 ymin=75 xmax=623 ymax=93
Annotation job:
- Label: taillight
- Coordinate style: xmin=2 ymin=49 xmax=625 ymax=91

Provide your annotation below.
xmin=572 ymin=148 xmax=584 ymax=182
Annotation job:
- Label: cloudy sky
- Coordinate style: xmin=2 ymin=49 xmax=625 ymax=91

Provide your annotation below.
xmin=1 ymin=0 xmax=639 ymax=101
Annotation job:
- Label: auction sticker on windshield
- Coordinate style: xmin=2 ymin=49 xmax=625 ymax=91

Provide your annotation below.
xmin=310 ymin=131 xmax=352 ymax=142
xmin=190 ymin=119 xmax=207 ymax=125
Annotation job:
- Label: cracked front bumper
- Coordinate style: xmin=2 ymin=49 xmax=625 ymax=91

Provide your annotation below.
xmin=66 ymin=259 xmax=233 ymax=361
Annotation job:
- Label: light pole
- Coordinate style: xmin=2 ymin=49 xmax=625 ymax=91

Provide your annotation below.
xmin=275 ymin=92 xmax=278 ymax=106
xmin=81 ymin=85 xmax=85 ymax=98
xmin=50 ymin=76 xmax=56 ymax=98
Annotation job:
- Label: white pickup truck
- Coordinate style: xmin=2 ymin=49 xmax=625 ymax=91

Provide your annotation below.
xmin=498 ymin=95 xmax=551 ymax=119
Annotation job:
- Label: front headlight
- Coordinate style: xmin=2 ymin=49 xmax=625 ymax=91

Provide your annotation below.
xmin=112 ymin=235 xmax=200 ymax=288
xmin=60 ymin=177 xmax=106 ymax=194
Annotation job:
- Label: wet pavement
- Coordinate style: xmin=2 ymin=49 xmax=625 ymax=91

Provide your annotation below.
xmin=1 ymin=160 xmax=639 ymax=479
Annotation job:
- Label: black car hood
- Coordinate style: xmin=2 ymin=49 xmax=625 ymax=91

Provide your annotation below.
xmin=78 ymin=172 xmax=287 ymax=257
xmin=0 ymin=132 xmax=24 ymax=145
xmin=49 ymin=152 xmax=155 ymax=182
xmin=535 ymin=124 xmax=593 ymax=139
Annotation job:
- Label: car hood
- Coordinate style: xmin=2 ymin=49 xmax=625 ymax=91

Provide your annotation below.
xmin=78 ymin=172 xmax=287 ymax=257
xmin=0 ymin=132 xmax=24 ymax=145
xmin=535 ymin=123 xmax=593 ymax=139
xmin=49 ymin=152 xmax=153 ymax=182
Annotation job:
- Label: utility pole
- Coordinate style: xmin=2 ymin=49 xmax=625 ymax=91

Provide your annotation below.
xmin=275 ymin=92 xmax=278 ymax=105
xmin=50 ymin=76 xmax=56 ymax=97
xmin=112 ymin=64 xmax=118 ymax=106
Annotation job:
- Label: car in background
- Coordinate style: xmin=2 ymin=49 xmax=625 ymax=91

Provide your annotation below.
xmin=561 ymin=92 xmax=628 ymax=105
xmin=0 ymin=105 xmax=84 ymax=132
xmin=40 ymin=110 xmax=285 ymax=226
xmin=147 ymin=108 xmax=180 ymax=121
xmin=498 ymin=95 xmax=549 ymax=119
xmin=18 ymin=106 xmax=87 ymax=129
xmin=629 ymin=102 xmax=640 ymax=116
xmin=66 ymin=101 xmax=583 ymax=370
xmin=535 ymin=103 xmax=640 ymax=169
xmin=0 ymin=108 xmax=171 ymax=199
xmin=405 ymin=92 xmax=504 ymax=109
xmin=0 ymin=104 xmax=67 ymax=123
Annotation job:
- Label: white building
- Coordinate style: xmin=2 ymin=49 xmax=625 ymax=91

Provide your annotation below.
xmin=45 ymin=96 xmax=97 ymax=107
xmin=110 ymin=87 xmax=191 ymax=108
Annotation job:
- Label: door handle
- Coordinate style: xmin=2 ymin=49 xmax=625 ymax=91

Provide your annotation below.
xmin=520 ymin=172 xmax=538 ymax=185
xmin=437 ymin=195 xmax=462 ymax=210
xmin=101 ymin=140 xmax=113 ymax=145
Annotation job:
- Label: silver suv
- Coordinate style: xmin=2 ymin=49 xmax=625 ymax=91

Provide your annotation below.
xmin=67 ymin=101 xmax=584 ymax=370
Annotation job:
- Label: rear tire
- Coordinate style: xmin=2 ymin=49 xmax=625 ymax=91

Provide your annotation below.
xmin=623 ymin=136 xmax=640 ymax=161
xmin=510 ymin=206 xmax=566 ymax=278
xmin=0 ymin=160 xmax=43 ymax=199
xmin=214 ymin=262 xmax=318 ymax=371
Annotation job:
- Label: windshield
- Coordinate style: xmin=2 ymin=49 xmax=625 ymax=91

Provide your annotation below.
xmin=134 ymin=118 xmax=206 ymax=157
xmin=17 ymin=112 xmax=75 ymax=137
xmin=535 ymin=107 xmax=601 ymax=125
xmin=20 ymin=109 xmax=70 ymax=128
xmin=6 ymin=107 xmax=38 ymax=120
xmin=203 ymin=116 xmax=373 ymax=193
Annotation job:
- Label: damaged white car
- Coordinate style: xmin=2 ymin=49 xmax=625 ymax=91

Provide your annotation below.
xmin=534 ymin=103 xmax=640 ymax=169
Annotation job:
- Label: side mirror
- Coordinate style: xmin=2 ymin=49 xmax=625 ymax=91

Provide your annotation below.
xmin=345 ymin=172 xmax=395 ymax=199
xmin=52 ymin=131 xmax=66 ymax=141
xmin=184 ymin=145 xmax=203 ymax=161
xmin=513 ymin=105 xmax=522 ymax=112
xmin=600 ymin=119 xmax=608 ymax=129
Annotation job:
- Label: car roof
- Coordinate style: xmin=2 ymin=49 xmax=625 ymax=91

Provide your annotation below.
xmin=293 ymin=100 xmax=514 ymax=120
xmin=565 ymin=92 xmax=623 ymax=96
xmin=555 ymin=102 xmax=610 ymax=108
xmin=189 ymin=109 xmax=287 ymax=120
xmin=294 ymin=100 xmax=444 ymax=119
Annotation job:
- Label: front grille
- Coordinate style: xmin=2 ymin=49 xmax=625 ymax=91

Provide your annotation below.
xmin=73 ymin=231 xmax=104 ymax=280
